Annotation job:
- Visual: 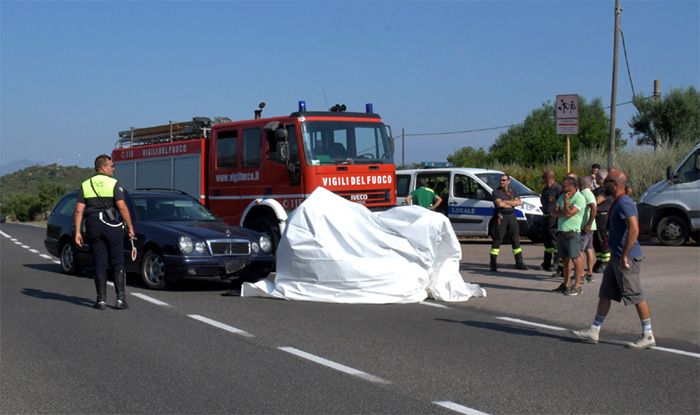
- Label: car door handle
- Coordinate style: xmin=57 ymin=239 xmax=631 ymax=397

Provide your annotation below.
xmin=449 ymin=201 xmax=458 ymax=205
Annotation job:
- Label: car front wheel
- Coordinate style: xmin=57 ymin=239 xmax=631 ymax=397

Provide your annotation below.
xmin=656 ymin=215 xmax=689 ymax=246
xmin=140 ymin=250 xmax=168 ymax=290
xmin=60 ymin=241 xmax=82 ymax=275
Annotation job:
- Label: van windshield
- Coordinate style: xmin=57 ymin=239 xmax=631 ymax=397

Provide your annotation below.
xmin=301 ymin=121 xmax=392 ymax=165
xmin=476 ymin=173 xmax=539 ymax=197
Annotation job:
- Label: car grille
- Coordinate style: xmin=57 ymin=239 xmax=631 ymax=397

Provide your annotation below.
xmin=207 ymin=239 xmax=250 ymax=256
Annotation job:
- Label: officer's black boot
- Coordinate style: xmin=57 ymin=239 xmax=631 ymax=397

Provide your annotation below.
xmin=489 ymin=254 xmax=498 ymax=272
xmin=514 ymin=253 xmax=528 ymax=270
xmin=114 ymin=269 xmax=129 ymax=310
xmin=541 ymin=252 xmax=553 ymax=271
xmin=93 ymin=275 xmax=107 ymax=310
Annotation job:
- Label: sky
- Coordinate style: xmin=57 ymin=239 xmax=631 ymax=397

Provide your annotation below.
xmin=1 ymin=0 xmax=699 ymax=168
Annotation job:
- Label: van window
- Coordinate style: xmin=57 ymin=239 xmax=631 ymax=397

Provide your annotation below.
xmin=677 ymin=148 xmax=700 ymax=183
xmin=454 ymin=175 xmax=489 ymax=200
xmin=243 ymin=128 xmax=262 ymax=167
xmin=216 ymin=130 xmax=237 ymax=169
xmin=396 ymin=174 xmax=411 ymax=197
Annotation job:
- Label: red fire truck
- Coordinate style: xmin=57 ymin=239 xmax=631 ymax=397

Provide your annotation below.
xmin=112 ymin=101 xmax=396 ymax=249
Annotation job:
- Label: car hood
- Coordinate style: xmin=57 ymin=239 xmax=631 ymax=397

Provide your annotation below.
xmin=140 ymin=221 xmax=256 ymax=240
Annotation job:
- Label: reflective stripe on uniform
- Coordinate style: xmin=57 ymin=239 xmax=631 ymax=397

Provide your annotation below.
xmin=490 ymin=248 xmax=500 ymax=256
xmin=545 ymin=247 xmax=557 ymax=254
xmin=512 ymin=247 xmax=522 ymax=255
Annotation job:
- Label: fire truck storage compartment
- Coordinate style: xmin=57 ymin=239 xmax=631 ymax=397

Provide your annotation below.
xmin=115 ymin=155 xmax=202 ymax=200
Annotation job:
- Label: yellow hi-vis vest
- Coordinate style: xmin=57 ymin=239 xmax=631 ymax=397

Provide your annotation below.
xmin=81 ymin=175 xmax=118 ymax=199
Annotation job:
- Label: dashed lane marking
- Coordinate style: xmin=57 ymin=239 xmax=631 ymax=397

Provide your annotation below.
xmin=21 ymin=245 xmax=30 ymax=249
xmin=40 ymin=254 xmax=53 ymax=260
xmin=433 ymin=400 xmax=490 ymax=415
xmin=420 ymin=301 xmax=451 ymax=309
xmin=131 ymin=292 xmax=170 ymax=307
xmin=278 ymin=346 xmax=390 ymax=384
xmin=496 ymin=316 xmax=567 ymax=331
xmin=188 ymin=314 xmax=254 ymax=338
xmin=28 ymin=248 xmax=39 ymax=253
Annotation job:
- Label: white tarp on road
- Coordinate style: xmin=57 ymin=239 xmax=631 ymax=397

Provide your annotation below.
xmin=242 ymin=187 xmax=486 ymax=303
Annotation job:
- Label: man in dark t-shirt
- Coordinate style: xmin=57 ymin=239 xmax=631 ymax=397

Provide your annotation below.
xmin=489 ymin=174 xmax=528 ymax=272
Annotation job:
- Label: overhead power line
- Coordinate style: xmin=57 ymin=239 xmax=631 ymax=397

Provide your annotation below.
xmin=619 ymin=29 xmax=637 ymax=98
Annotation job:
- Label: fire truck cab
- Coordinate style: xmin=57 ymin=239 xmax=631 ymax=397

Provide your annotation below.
xmin=112 ymin=102 xmax=396 ymax=250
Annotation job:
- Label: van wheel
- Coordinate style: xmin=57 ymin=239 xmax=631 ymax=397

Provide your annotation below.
xmin=140 ymin=250 xmax=168 ymax=290
xmin=656 ymin=215 xmax=689 ymax=246
xmin=60 ymin=241 xmax=82 ymax=275
xmin=249 ymin=216 xmax=281 ymax=253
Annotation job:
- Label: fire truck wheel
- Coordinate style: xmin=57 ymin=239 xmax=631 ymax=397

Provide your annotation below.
xmin=140 ymin=250 xmax=168 ymax=290
xmin=250 ymin=216 xmax=281 ymax=253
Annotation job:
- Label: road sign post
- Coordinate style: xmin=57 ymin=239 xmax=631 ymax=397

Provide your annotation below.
xmin=556 ymin=94 xmax=579 ymax=173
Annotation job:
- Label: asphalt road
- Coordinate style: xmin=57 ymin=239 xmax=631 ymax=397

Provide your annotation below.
xmin=1 ymin=222 xmax=699 ymax=414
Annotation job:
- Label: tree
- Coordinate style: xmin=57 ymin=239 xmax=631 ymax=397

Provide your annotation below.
xmin=485 ymin=97 xmax=622 ymax=167
xmin=4 ymin=193 xmax=42 ymax=222
xmin=630 ymin=86 xmax=700 ymax=148
xmin=446 ymin=146 xmax=494 ymax=167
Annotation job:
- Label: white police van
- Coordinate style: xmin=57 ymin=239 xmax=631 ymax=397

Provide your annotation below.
xmin=396 ymin=167 xmax=544 ymax=241
xmin=638 ymin=142 xmax=700 ymax=246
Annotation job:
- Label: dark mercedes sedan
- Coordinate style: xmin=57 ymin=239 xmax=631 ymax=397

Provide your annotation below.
xmin=45 ymin=189 xmax=275 ymax=290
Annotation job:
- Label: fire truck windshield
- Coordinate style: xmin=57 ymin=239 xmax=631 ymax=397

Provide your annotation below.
xmin=301 ymin=121 xmax=392 ymax=165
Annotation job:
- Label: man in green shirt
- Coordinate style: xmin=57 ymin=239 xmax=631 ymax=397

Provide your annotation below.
xmin=552 ymin=176 xmax=586 ymax=296
xmin=406 ymin=178 xmax=442 ymax=210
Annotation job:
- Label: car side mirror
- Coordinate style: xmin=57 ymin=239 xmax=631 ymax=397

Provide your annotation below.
xmin=476 ymin=189 xmax=485 ymax=200
xmin=666 ymin=166 xmax=675 ymax=182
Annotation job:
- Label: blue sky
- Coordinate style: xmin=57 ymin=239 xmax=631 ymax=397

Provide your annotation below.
xmin=1 ymin=0 xmax=698 ymax=168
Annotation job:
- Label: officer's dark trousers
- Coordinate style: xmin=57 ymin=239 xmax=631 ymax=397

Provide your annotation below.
xmin=542 ymin=214 xmax=559 ymax=267
xmin=490 ymin=213 xmax=520 ymax=253
xmin=86 ymin=216 xmax=124 ymax=301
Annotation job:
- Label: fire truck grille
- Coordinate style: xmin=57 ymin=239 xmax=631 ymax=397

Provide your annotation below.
xmin=208 ymin=239 xmax=250 ymax=256
xmin=336 ymin=189 xmax=392 ymax=205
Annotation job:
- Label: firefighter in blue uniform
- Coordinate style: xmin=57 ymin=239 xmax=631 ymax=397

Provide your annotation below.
xmin=540 ymin=169 xmax=563 ymax=271
xmin=489 ymin=174 xmax=528 ymax=272
xmin=74 ymin=154 xmax=135 ymax=310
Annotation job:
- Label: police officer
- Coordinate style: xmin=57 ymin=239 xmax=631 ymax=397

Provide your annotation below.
xmin=74 ymin=154 xmax=135 ymax=310
xmin=540 ymin=169 xmax=563 ymax=272
xmin=489 ymin=174 xmax=528 ymax=272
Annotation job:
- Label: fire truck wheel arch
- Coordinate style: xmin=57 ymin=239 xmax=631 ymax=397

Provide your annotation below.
xmin=241 ymin=199 xmax=288 ymax=234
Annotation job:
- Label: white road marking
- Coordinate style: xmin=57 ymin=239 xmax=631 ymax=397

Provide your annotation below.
xmin=420 ymin=301 xmax=451 ymax=309
xmin=433 ymin=400 xmax=490 ymax=415
xmin=498 ymin=316 xmax=700 ymax=359
xmin=107 ymin=281 xmax=114 ymax=287
xmin=0 ymin=231 xmax=10 ymax=238
xmin=496 ymin=316 xmax=567 ymax=331
xmin=53 ymin=260 xmax=60 ymax=264
xmin=40 ymin=254 xmax=53 ymax=260
xmin=28 ymin=248 xmax=39 ymax=253
xmin=278 ymin=346 xmax=390 ymax=384
xmin=650 ymin=346 xmax=700 ymax=359
xmin=13 ymin=241 xmax=22 ymax=245
xmin=131 ymin=292 xmax=170 ymax=307
xmin=188 ymin=314 xmax=254 ymax=338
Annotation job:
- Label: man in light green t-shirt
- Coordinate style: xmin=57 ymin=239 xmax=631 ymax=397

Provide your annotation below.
xmin=578 ymin=176 xmax=598 ymax=282
xmin=552 ymin=176 xmax=586 ymax=296
xmin=406 ymin=178 xmax=443 ymax=210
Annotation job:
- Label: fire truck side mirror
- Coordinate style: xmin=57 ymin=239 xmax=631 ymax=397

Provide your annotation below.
xmin=277 ymin=141 xmax=289 ymax=162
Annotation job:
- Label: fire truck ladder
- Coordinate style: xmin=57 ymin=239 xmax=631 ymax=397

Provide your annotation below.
xmin=116 ymin=117 xmax=220 ymax=148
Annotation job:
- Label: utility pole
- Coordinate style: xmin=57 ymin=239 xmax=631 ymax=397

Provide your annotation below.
xmin=608 ymin=0 xmax=621 ymax=170
xmin=653 ymin=79 xmax=661 ymax=151
xmin=401 ymin=127 xmax=405 ymax=167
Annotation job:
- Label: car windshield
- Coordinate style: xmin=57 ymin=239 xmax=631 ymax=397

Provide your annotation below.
xmin=131 ymin=195 xmax=217 ymax=222
xmin=301 ymin=121 xmax=392 ymax=165
xmin=476 ymin=173 xmax=539 ymax=197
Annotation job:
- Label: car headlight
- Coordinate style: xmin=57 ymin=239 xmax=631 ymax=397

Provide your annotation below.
xmin=521 ymin=202 xmax=535 ymax=211
xmin=179 ymin=236 xmax=194 ymax=253
xmin=259 ymin=236 xmax=272 ymax=253
xmin=195 ymin=241 xmax=208 ymax=254
xmin=251 ymin=242 xmax=260 ymax=253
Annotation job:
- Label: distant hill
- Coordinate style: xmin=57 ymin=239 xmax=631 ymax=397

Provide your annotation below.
xmin=0 ymin=164 xmax=93 ymax=197
xmin=0 ymin=159 xmax=45 ymax=176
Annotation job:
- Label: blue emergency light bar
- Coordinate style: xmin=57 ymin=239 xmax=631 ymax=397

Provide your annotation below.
xmin=365 ymin=103 xmax=373 ymax=113
xmin=298 ymin=100 xmax=307 ymax=112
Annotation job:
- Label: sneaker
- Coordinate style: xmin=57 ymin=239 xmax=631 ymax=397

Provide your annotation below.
xmin=585 ymin=273 xmax=594 ymax=283
xmin=93 ymin=301 xmax=106 ymax=310
xmin=564 ymin=285 xmax=582 ymax=296
xmin=571 ymin=327 xmax=600 ymax=344
xmin=551 ymin=282 xmax=568 ymax=292
xmin=627 ymin=331 xmax=656 ymax=349
xmin=115 ymin=299 xmax=129 ymax=310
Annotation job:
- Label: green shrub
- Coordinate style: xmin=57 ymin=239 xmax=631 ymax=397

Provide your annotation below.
xmin=4 ymin=193 xmax=43 ymax=222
